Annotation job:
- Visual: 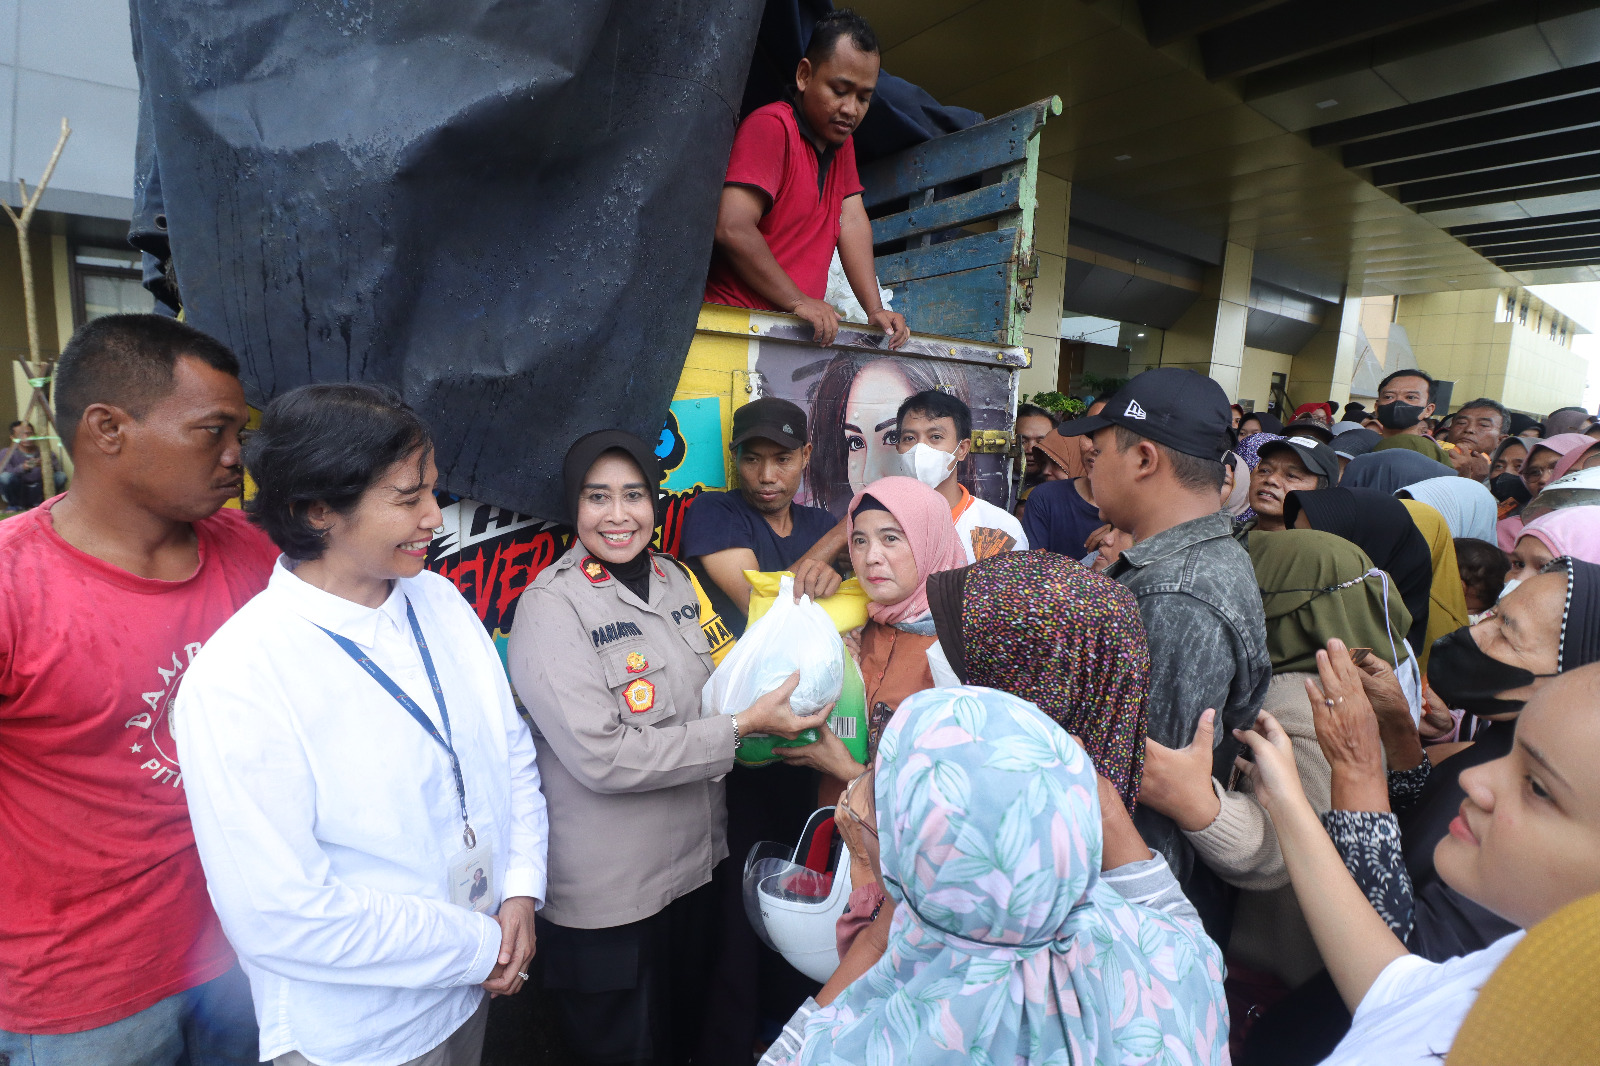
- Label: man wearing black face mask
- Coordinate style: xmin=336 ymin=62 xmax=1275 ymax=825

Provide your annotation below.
xmin=1371 ymin=369 xmax=1451 ymax=465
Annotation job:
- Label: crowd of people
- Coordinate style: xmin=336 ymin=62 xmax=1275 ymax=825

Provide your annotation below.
xmin=3 ymin=310 xmax=1599 ymax=1066
xmin=6 ymin=7 xmax=1600 ymax=1066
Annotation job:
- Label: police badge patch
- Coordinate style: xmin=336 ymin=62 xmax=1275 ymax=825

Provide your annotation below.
xmin=623 ymin=678 xmax=656 ymax=713
xmin=625 ymin=652 xmax=648 ymax=673
xmin=581 ymin=557 xmax=608 ymax=583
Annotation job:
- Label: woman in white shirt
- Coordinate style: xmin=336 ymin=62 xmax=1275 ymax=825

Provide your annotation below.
xmin=176 ymin=384 xmax=547 ymax=1066
xmin=1236 ymin=651 xmax=1600 ymax=1065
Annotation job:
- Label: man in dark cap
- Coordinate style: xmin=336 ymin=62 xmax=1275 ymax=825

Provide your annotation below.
xmin=1056 ymin=367 xmax=1270 ymax=942
xmin=681 ymin=397 xmax=841 ymax=636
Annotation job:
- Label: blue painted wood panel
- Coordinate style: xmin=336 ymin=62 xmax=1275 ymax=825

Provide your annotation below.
xmin=858 ymin=100 xmax=1053 ymax=207
xmin=869 ymin=180 xmax=1023 ymax=245
xmin=892 ymin=265 xmax=1011 ymax=338
xmin=874 ymin=228 xmax=1019 ymax=287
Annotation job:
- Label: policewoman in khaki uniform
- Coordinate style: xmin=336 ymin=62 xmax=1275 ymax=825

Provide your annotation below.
xmin=507 ymin=430 xmax=826 ymax=1066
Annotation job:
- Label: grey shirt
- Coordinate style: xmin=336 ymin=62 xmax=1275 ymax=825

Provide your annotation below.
xmin=1109 ymin=511 xmax=1271 ymax=877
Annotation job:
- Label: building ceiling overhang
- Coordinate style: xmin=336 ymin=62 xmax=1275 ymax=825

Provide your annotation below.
xmin=853 ymin=0 xmax=1600 ymax=296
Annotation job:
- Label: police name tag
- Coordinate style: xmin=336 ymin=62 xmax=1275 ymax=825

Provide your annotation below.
xmin=449 ymin=843 xmax=495 ymax=913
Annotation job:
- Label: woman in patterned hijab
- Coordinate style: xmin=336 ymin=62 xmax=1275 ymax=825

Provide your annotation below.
xmin=926 ymin=550 xmax=1151 ymax=810
xmin=765 ymin=686 xmax=1228 ymax=1066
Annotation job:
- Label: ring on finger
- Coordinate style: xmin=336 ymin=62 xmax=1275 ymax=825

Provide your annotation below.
xmin=517 ymin=971 xmax=530 ymax=981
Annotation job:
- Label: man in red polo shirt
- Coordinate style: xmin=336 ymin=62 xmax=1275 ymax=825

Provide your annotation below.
xmin=705 ymin=10 xmax=909 ymax=349
xmin=0 ymin=315 xmax=277 ymax=1065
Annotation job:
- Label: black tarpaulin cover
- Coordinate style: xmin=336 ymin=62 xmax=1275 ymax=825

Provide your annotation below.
xmin=129 ymin=0 xmax=763 ymax=519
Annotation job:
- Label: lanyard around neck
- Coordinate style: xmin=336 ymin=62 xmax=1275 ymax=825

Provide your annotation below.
xmin=316 ymin=596 xmax=476 ymax=849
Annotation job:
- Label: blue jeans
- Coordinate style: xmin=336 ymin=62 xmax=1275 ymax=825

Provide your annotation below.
xmin=0 ymin=964 xmax=261 ymax=1066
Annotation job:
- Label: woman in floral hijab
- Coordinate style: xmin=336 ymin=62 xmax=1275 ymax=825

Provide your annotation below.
xmin=766 ymin=686 xmax=1229 ymax=1066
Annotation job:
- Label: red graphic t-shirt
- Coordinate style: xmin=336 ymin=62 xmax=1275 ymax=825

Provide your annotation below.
xmin=0 ymin=500 xmax=279 ymax=1033
xmin=703 ymin=100 xmax=864 ymax=310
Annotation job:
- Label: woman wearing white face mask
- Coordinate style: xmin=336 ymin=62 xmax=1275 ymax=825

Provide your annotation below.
xmin=892 ymin=389 xmax=1027 ymax=563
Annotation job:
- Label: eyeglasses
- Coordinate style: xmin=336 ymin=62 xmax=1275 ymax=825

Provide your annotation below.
xmin=837 ymin=767 xmax=877 ymax=840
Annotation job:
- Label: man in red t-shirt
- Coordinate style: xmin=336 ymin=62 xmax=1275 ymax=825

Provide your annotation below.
xmin=704 ymin=10 xmax=909 ymax=349
xmin=0 ymin=315 xmax=278 ymax=1065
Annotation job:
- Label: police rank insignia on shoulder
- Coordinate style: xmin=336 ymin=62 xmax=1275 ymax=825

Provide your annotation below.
xmin=581 ymin=557 xmax=608 ymax=583
xmin=623 ymin=678 xmax=656 ymax=713
xmin=625 ymin=651 xmax=648 ymax=674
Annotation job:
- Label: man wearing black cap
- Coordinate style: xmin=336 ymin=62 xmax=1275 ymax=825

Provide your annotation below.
xmin=1240 ymin=435 xmax=1340 ymax=535
xmin=681 ymin=397 xmax=841 ymax=636
xmin=1056 ymin=367 xmax=1270 ymax=939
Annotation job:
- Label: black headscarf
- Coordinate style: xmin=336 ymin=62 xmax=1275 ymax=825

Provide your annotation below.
xmin=1508 ymin=412 xmax=1543 ymax=436
xmin=1243 ymin=411 xmax=1284 ymax=434
xmin=1283 ymin=487 xmax=1433 ymax=656
xmin=561 ymin=430 xmax=662 ymax=600
xmin=1395 ymin=553 xmax=1600 ymax=961
xmin=1552 ymin=556 xmax=1600 ymax=672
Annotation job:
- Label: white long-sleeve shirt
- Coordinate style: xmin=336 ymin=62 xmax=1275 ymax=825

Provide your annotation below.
xmin=175 ymin=560 xmax=547 ymax=1066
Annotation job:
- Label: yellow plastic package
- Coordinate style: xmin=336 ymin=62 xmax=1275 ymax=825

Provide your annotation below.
xmin=744 ymin=571 xmax=869 ymax=634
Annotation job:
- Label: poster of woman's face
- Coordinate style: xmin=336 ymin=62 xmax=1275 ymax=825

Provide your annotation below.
xmin=754 ymin=345 xmax=1015 ymax=519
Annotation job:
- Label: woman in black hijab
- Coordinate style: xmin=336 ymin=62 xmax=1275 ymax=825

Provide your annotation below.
xmin=508 ymin=430 xmax=825 ymax=1066
xmin=1239 ymin=410 xmax=1284 ymax=437
xmin=1239 ymin=558 xmax=1600 ymax=1066
xmin=1283 ymin=487 xmax=1433 ymax=658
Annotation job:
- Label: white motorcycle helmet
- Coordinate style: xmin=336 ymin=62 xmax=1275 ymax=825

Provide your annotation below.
xmin=743 ymin=807 xmax=854 ymax=983
xmin=1521 ymin=467 xmax=1600 ymax=524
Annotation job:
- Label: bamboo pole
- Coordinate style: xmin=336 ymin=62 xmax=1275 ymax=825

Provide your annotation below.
xmin=2 ymin=117 xmax=71 ymax=499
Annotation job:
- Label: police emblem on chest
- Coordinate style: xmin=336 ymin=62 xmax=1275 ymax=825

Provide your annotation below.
xmin=623 ymin=678 xmax=656 ymax=713
xmin=625 ymin=652 xmax=648 ymax=674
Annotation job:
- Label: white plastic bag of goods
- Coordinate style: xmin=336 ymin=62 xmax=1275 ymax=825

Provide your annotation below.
xmin=702 ymin=574 xmax=845 ymax=718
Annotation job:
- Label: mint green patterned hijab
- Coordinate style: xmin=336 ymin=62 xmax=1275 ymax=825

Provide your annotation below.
xmin=790 ymin=686 xmax=1228 ymax=1066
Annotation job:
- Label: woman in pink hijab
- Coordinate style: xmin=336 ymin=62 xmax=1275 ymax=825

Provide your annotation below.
xmin=1496 ymin=434 xmax=1598 ymax=549
xmin=1550 ymin=436 xmax=1600 ymax=482
xmin=777 ymin=476 xmax=968 ymax=795
xmin=1504 ymin=508 xmax=1600 ymax=595
xmin=846 ymin=477 xmax=965 ymax=752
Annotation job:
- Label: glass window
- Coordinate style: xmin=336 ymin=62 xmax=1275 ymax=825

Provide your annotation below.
xmin=73 ymin=245 xmax=155 ymax=325
xmin=82 ymin=274 xmax=155 ymax=320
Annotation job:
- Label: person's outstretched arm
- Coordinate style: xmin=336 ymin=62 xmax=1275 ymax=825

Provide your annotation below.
xmin=837 ymin=195 xmax=908 ymax=348
xmin=1235 ymin=710 xmax=1410 ymax=1013
xmin=714 ymin=185 xmax=841 ymax=346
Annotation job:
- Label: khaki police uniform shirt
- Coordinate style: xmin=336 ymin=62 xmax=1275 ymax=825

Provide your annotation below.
xmin=508 ymin=548 xmax=736 ymax=929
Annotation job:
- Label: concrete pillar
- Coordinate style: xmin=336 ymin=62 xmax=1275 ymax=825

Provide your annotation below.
xmin=1018 ymin=173 xmax=1069 ymax=400
xmin=1156 ymin=240 xmax=1251 ymax=398
xmin=1289 ymin=293 xmax=1361 ymax=408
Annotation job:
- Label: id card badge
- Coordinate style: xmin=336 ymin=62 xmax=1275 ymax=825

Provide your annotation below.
xmin=448 ymin=842 xmax=495 ymax=913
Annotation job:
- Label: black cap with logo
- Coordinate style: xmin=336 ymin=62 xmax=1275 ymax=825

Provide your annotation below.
xmin=1055 ymin=367 xmax=1234 ymax=461
xmin=1259 ymin=434 xmax=1341 ymax=486
xmin=729 ymin=396 xmax=808 ymax=451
